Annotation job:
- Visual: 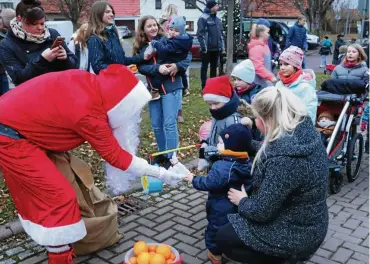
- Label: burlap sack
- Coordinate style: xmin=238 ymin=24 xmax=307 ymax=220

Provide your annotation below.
xmin=48 ymin=152 xmax=123 ymax=256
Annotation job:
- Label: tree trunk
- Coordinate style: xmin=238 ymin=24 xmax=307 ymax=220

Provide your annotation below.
xmin=226 ymin=0 xmax=234 ymax=75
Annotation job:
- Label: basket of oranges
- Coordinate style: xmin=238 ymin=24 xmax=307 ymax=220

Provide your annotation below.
xmin=124 ymin=241 xmax=182 ymax=264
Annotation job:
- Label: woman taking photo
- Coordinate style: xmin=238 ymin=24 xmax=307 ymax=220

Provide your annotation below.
xmin=86 ymin=1 xmax=146 ymax=74
xmin=133 ymin=15 xmax=191 ymax=165
xmin=215 ymin=87 xmax=329 ymax=264
xmin=0 ymin=0 xmax=77 ymax=86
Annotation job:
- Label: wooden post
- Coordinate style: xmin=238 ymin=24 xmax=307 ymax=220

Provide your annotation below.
xmin=226 ymin=0 xmax=235 ymax=74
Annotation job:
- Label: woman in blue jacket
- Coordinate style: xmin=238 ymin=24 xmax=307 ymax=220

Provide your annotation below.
xmin=133 ymin=15 xmax=191 ymax=165
xmin=86 ymin=2 xmax=146 ymax=74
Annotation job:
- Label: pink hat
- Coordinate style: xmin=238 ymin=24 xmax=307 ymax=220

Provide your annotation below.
xmin=279 ymin=46 xmax=304 ymax=69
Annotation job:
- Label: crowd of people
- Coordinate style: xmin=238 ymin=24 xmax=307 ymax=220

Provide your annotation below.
xmin=0 ymin=0 xmax=368 ymax=264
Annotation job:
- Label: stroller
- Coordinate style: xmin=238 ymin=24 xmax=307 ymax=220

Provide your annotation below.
xmin=323 ymin=64 xmax=336 ymax=75
xmin=317 ymin=79 xmax=368 ymax=194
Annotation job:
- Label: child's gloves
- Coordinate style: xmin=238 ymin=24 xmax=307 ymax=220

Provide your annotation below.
xmin=361 ymin=121 xmax=368 ymax=131
xmin=144 ymin=43 xmax=156 ymax=60
xmin=198 ymin=143 xmax=209 ymax=171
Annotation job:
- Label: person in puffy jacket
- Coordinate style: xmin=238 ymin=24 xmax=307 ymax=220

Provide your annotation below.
xmin=217 ymin=87 xmax=328 ymax=264
xmin=276 ymin=46 xmax=318 ymax=124
xmin=86 ymin=2 xmax=146 ymax=74
xmin=185 ymin=121 xmax=254 ymax=264
xmin=286 ymin=15 xmax=307 ymax=68
xmin=197 ymin=0 xmax=225 ymax=89
xmin=0 ymin=0 xmax=77 ymax=86
xmin=332 ymin=44 xmax=368 ymax=81
xmin=248 ymin=25 xmax=277 ymax=87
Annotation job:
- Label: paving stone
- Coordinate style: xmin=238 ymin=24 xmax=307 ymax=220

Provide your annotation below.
xmin=322 ymin=237 xmax=344 ymax=252
xmin=187 ymin=192 xmax=204 ymax=200
xmin=155 ymin=200 xmax=172 ymax=207
xmin=196 ymin=250 xmax=208 ymax=260
xmin=181 ymin=253 xmax=203 ymax=264
xmin=171 ymin=202 xmax=191 ymax=211
xmin=343 ymin=219 xmax=362 ymax=230
xmin=179 ymin=186 xmax=188 ymax=191
xmin=310 ymin=255 xmax=341 ymax=264
xmin=122 ymin=214 xmax=139 ymax=224
xmin=154 ymin=206 xmax=174 ymax=216
xmin=112 ymin=239 xmax=135 ymax=254
xmin=173 ymin=224 xmax=197 ymax=235
xmin=190 ymin=211 xmax=207 ymax=222
xmin=186 ymin=188 xmax=197 ymax=194
xmin=352 ymin=252 xmax=370 ymax=263
xmin=18 ymin=254 xmax=48 ymax=264
xmin=75 ymin=255 xmax=91 ymax=263
xmin=328 ymin=224 xmax=353 ymax=235
xmin=175 ymin=242 xmax=201 ymax=256
xmin=17 ymin=250 xmax=34 ymax=260
xmin=329 ymin=204 xmax=344 ymax=214
xmin=154 ymin=229 xmax=177 ymax=242
xmin=361 ymin=236 xmax=368 ymax=247
xmin=5 ymin=246 xmax=24 ymax=256
xmin=189 ymin=204 xmax=205 ymax=214
xmin=162 ymin=194 xmax=172 ymax=199
xmin=172 ymin=193 xmax=187 ymax=200
xmin=173 ymin=216 xmax=194 ymax=226
xmin=174 ymin=233 xmax=198 ymax=245
xmin=347 ymin=258 xmax=366 ymax=264
xmin=24 ymin=241 xmax=38 ymax=249
xmin=96 ymin=249 xmax=115 ymax=259
xmin=135 ymin=217 xmax=157 ymax=228
xmin=133 ymin=235 xmax=158 ymax=243
xmin=144 ymin=213 xmax=158 ymax=220
xmin=331 ymin=247 xmax=353 ymax=263
xmin=154 ymin=213 xmax=175 ymax=223
xmin=194 ymin=240 xmax=206 ymax=250
xmin=342 ymin=242 xmax=369 ymax=255
xmin=0 ymin=259 xmax=16 ymax=264
xmin=110 ymin=252 xmax=127 ymax=264
xmin=316 ymin=248 xmax=332 ymax=258
xmin=155 ymin=220 xmax=176 ymax=232
xmin=87 ymin=258 xmax=110 ymax=264
xmin=351 ymin=226 xmax=369 ymax=239
xmin=352 ymin=197 xmax=368 ymax=206
xmin=138 ymin=206 xmax=157 ymax=216
xmin=188 ymin=199 xmax=205 ymax=207
xmin=178 ymin=198 xmax=190 ymax=204
xmin=121 ymin=231 xmax=138 ymax=242
xmin=118 ymin=221 xmax=139 ymax=233
xmin=135 ymin=226 xmax=158 ymax=237
xmin=172 ymin=209 xmax=192 ymax=218
xmin=332 ymin=232 xmax=363 ymax=244
xmin=193 ymin=219 xmax=208 ymax=230
xmin=170 ymin=190 xmax=181 ymax=195
xmin=155 ymin=197 xmax=164 ymax=202
xmin=161 ymin=238 xmax=179 ymax=246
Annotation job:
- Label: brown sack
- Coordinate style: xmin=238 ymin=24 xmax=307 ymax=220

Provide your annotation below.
xmin=48 ymin=152 xmax=123 ymax=256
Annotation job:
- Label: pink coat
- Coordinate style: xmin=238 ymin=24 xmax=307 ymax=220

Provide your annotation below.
xmin=248 ymin=39 xmax=274 ymax=82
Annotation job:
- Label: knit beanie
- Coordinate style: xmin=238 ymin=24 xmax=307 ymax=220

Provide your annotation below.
xmin=202 ymin=76 xmax=234 ymax=103
xmin=169 ymin=16 xmax=186 ymax=35
xmin=256 ymin=18 xmax=270 ymax=28
xmin=279 ymin=45 xmax=304 ymax=69
xmin=219 ymin=118 xmax=254 ymax=152
xmin=206 ymin=0 xmax=218 ymax=9
xmin=231 ymin=59 xmax=256 ymax=84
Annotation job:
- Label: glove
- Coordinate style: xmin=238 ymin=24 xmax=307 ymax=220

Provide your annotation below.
xmin=159 ymin=167 xmax=183 ymax=186
xmin=197 ymin=158 xmax=209 ymax=171
xmin=144 ymin=43 xmax=156 ymax=60
xmin=361 ymin=121 xmax=368 ymax=131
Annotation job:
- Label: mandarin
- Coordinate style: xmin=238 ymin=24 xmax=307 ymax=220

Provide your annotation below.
xmin=166 ymin=259 xmax=173 ymax=264
xmin=134 ymin=241 xmax=148 ymax=256
xmin=156 ymin=245 xmax=172 ymax=259
xmin=148 ymin=245 xmax=157 ymax=253
xmin=137 ymin=252 xmax=151 ymax=264
xmin=129 ymin=256 xmax=138 ymax=264
xmin=149 ymin=253 xmax=166 ymax=264
xmin=170 ymin=253 xmax=176 ymax=261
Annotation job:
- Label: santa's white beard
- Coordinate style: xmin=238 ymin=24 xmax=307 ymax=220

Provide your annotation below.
xmin=106 ymin=110 xmax=142 ymax=195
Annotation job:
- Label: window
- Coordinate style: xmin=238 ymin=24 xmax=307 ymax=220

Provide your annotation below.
xmin=0 ymin=3 xmax=13 ymax=9
xmin=185 ymin=0 xmax=196 ymax=9
xmin=155 ymin=0 xmax=161 ymax=9
xmin=186 ymin=21 xmax=194 ymax=31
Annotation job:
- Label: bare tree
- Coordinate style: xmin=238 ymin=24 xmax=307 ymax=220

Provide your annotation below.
xmin=48 ymin=0 xmax=94 ymax=29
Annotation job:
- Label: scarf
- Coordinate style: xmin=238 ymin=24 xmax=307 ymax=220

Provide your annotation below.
xmin=343 ymin=60 xmax=358 ymax=68
xmin=278 ymin=69 xmax=303 ymax=86
xmin=10 ymin=17 xmax=50 ymax=44
xmin=210 ymin=92 xmax=240 ymax=120
xmin=220 ymin=150 xmax=249 ymax=159
xmin=235 ymin=84 xmax=254 ymax=95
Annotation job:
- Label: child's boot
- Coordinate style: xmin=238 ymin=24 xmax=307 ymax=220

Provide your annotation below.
xmin=48 ymin=248 xmax=75 ymax=264
xmin=208 ymin=251 xmax=222 ymax=264
xmin=178 ymin=110 xmax=184 ymax=123
xmin=151 ymin=88 xmax=161 ymax=100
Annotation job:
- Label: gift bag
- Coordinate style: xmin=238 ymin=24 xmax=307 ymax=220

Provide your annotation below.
xmin=48 ymin=152 xmax=123 ymax=256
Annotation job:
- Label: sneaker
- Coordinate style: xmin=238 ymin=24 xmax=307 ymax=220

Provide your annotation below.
xmin=151 ymin=92 xmax=161 ymax=100
xmin=320 ymin=65 xmax=325 ymax=68
xmin=208 ymin=251 xmax=222 ymax=264
xmin=178 ymin=115 xmax=184 ymax=123
xmin=183 ymin=88 xmax=190 ymax=97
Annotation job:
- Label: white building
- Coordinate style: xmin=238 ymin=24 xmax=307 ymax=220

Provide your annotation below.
xmin=0 ymin=0 xmax=19 ymax=9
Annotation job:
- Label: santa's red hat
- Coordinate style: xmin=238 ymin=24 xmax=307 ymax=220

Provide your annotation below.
xmin=97 ymin=64 xmax=151 ymax=129
xmin=202 ymin=76 xmax=233 ymax=103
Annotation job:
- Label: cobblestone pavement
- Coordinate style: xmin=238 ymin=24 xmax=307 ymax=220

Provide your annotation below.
xmin=0 ymin=155 xmax=368 ymax=264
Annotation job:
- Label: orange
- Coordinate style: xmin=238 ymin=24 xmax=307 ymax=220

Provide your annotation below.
xmin=166 ymin=259 xmax=173 ymax=264
xmin=156 ymin=245 xmax=172 ymax=260
xmin=170 ymin=253 xmax=176 ymax=261
xmin=134 ymin=241 xmax=148 ymax=256
xmin=149 ymin=253 xmax=166 ymax=264
xmin=137 ymin=252 xmax=151 ymax=264
xmin=129 ymin=257 xmax=138 ymax=264
xmin=148 ymin=245 xmax=157 ymax=253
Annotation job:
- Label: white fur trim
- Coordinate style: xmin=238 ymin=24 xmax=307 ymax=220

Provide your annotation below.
xmin=46 ymin=245 xmax=71 ymax=253
xmin=203 ymin=94 xmax=230 ymax=103
xmin=107 ymin=80 xmax=151 ymax=129
xmin=19 ymin=215 xmax=86 ymax=246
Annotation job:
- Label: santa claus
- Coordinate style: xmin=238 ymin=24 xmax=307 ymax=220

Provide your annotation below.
xmin=0 ymin=65 xmax=183 ymax=263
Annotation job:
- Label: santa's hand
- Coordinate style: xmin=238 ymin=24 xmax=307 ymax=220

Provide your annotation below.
xmin=159 ymin=167 xmax=183 ymax=186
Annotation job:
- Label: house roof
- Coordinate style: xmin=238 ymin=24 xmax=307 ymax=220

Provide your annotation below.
xmin=246 ymin=0 xmax=301 ymax=18
xmin=41 ymin=0 xmax=140 ymax=17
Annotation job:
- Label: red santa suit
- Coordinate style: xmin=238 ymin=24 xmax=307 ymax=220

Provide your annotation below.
xmin=0 ymin=65 xmax=177 ymax=253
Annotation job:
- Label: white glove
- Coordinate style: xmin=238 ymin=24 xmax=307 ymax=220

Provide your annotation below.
xmin=197 ymin=158 xmax=209 ymax=171
xmin=159 ymin=167 xmax=183 ymax=186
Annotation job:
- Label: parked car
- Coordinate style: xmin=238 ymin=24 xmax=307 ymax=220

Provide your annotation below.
xmin=306 ymin=31 xmax=320 ymax=49
xmin=117 ymin=26 xmax=133 ymax=38
xmin=190 ymin=35 xmax=201 ymax=60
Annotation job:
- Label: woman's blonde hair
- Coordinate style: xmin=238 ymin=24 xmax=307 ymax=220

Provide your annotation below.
xmin=251 ymin=86 xmax=307 ymax=171
xmin=133 ymin=15 xmax=164 ymax=55
xmin=161 ymin=4 xmax=178 ymax=20
xmin=74 ymin=22 xmax=88 ymax=48
xmin=344 ymin=44 xmax=368 ymax=63
xmin=85 ymin=1 xmax=115 ymax=41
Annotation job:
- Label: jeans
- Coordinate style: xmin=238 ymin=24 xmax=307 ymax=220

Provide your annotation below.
xmin=0 ymin=72 xmax=9 ymax=96
xmin=201 ymin=51 xmax=220 ymax=88
xmin=302 ymin=54 xmax=306 ymax=69
xmin=320 ymin=55 xmax=327 ymax=66
xmin=149 ymin=89 xmax=182 ymax=158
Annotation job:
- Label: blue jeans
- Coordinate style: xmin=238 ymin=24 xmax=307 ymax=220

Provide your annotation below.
xmin=0 ymin=73 xmax=9 ymax=96
xmin=320 ymin=55 xmax=327 ymax=66
xmin=149 ymin=89 xmax=182 ymax=158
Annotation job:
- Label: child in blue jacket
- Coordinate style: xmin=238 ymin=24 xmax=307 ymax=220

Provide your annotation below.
xmin=185 ymin=120 xmax=254 ymax=264
xmin=146 ymin=16 xmax=193 ymax=100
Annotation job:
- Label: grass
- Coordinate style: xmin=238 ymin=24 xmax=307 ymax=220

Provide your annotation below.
xmin=0 ymin=69 xmax=330 ymax=224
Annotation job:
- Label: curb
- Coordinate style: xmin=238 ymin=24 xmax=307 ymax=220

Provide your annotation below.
xmin=0 ymin=158 xmax=198 ymax=241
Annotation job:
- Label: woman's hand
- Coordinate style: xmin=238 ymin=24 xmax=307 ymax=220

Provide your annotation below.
xmin=228 ymin=185 xmax=248 ymax=206
xmin=41 ymin=47 xmax=60 ymax=62
xmin=56 ymin=46 xmax=67 ymax=60
xmin=184 ymin=173 xmax=194 ymax=183
xmin=159 ymin=65 xmax=170 ymax=75
xmin=166 ymin=63 xmax=178 ymax=76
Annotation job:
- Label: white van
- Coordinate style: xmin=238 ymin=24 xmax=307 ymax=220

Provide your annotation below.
xmin=45 ymin=20 xmax=74 ymax=42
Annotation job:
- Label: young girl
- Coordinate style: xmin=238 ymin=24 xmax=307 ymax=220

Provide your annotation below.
xmin=185 ymin=120 xmax=254 ymax=264
xmin=319 ymin=36 xmax=332 ymax=68
xmin=332 ymin=44 xmax=368 ymax=81
xmin=248 ymin=25 xmax=277 ymax=87
xmin=198 ymin=76 xmax=243 ymax=171
xmin=275 ymin=45 xmax=318 ymax=123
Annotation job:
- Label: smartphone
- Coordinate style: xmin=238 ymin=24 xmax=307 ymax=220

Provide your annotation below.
xmin=51 ymin=37 xmax=65 ymax=49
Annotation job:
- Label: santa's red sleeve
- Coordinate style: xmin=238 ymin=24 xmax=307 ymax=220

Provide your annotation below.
xmin=75 ymin=113 xmax=147 ymax=175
